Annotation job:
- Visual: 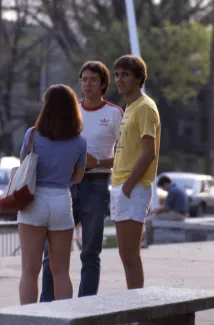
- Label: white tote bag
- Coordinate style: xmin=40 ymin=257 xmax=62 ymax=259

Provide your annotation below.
xmin=0 ymin=128 xmax=38 ymax=211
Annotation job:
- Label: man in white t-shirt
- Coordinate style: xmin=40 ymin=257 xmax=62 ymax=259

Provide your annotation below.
xmin=40 ymin=61 xmax=123 ymax=300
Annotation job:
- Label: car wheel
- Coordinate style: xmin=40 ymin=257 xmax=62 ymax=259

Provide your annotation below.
xmin=195 ymin=203 xmax=206 ymax=217
xmin=189 ymin=203 xmax=206 ymax=217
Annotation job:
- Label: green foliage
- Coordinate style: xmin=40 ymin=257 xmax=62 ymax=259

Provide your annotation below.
xmin=79 ymin=21 xmax=129 ymax=64
xmin=103 ymin=235 xmax=117 ymax=249
xmin=139 ymin=23 xmax=211 ymax=101
xmin=77 ymin=21 xmax=211 ymax=104
xmin=31 ymin=0 xmax=213 ymax=106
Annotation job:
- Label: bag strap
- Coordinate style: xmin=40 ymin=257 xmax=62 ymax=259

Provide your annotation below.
xmin=26 ymin=127 xmax=36 ymax=155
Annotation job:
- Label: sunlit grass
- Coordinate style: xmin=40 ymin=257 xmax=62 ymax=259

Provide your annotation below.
xmin=103 ymin=235 xmax=118 ymax=249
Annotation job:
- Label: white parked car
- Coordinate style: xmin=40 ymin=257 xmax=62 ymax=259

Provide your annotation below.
xmin=154 ymin=172 xmax=214 ymax=217
xmin=0 ymin=168 xmax=18 ymax=219
xmin=0 ymin=156 xmax=20 ymax=169
xmin=0 ymin=168 xmax=11 ymax=197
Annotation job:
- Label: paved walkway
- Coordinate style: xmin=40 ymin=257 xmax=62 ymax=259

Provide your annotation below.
xmin=0 ymin=242 xmax=214 ymax=324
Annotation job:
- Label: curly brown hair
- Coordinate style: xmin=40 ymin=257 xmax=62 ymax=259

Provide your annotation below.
xmin=35 ymin=84 xmax=83 ymax=140
xmin=79 ymin=61 xmax=110 ymax=95
xmin=114 ymin=55 xmax=147 ymax=88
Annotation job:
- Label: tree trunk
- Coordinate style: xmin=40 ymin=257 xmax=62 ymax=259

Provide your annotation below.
xmin=0 ymin=0 xmax=3 ymax=136
xmin=206 ymin=0 xmax=214 ymax=174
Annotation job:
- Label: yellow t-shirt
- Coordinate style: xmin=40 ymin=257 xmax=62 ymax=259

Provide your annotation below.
xmin=112 ymin=94 xmax=160 ymax=187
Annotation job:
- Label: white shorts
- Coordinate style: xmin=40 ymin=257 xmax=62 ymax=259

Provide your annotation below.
xmin=110 ymin=183 xmax=152 ymax=223
xmin=17 ymin=187 xmax=74 ymax=231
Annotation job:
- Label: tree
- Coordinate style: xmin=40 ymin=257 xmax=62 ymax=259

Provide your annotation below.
xmin=26 ymin=1 xmax=211 ymax=96
xmin=0 ymin=0 xmax=48 ymax=154
xmin=26 ymin=0 xmax=211 ymax=67
xmin=205 ymin=0 xmax=214 ymax=174
xmin=2 ymin=0 xmax=212 ymax=157
xmin=149 ymin=0 xmax=210 ymax=26
xmin=140 ymin=23 xmax=211 ymax=101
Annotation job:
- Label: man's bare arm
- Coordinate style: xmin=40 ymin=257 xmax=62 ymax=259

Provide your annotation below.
xmin=122 ymin=136 xmax=155 ymax=197
xmin=72 ymin=166 xmax=85 ymax=184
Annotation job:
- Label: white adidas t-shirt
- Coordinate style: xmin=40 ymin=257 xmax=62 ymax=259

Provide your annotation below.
xmin=79 ymin=100 xmax=123 ymax=174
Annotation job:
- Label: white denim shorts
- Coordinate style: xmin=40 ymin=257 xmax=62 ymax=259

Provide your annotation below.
xmin=110 ymin=183 xmax=152 ymax=223
xmin=17 ymin=187 xmax=74 ymax=231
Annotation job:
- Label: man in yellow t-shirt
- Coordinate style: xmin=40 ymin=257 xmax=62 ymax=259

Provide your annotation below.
xmin=110 ymin=54 xmax=161 ymax=290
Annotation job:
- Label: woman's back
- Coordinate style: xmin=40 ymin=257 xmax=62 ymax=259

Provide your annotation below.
xmin=18 ymin=85 xmax=86 ymax=306
xmin=20 ymin=127 xmax=87 ymax=188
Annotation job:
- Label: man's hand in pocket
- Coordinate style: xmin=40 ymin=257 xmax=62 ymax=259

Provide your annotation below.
xmin=122 ymin=181 xmax=133 ymax=199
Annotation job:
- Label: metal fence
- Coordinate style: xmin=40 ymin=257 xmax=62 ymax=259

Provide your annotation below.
xmin=0 ymin=221 xmax=83 ymax=256
xmin=0 ymin=222 xmax=20 ymax=256
xmin=0 ymin=218 xmax=115 ymax=256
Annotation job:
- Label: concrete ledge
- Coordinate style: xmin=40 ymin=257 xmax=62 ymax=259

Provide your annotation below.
xmin=0 ymin=287 xmax=214 ymax=324
xmin=152 ymin=218 xmax=214 ymax=231
xmin=148 ymin=218 xmax=214 ymax=244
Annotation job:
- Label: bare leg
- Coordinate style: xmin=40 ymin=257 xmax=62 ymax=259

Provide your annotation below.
xmin=48 ymin=229 xmax=73 ymax=300
xmin=18 ymin=224 xmax=47 ymax=305
xmin=116 ymin=220 xmax=144 ymax=289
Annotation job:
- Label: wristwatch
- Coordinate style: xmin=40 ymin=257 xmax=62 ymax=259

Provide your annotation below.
xmin=96 ymin=160 xmax=101 ymax=168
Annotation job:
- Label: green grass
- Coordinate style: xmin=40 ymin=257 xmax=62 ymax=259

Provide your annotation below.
xmin=104 ymin=219 xmax=115 ymax=227
xmin=103 ymin=235 xmax=118 ymax=249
